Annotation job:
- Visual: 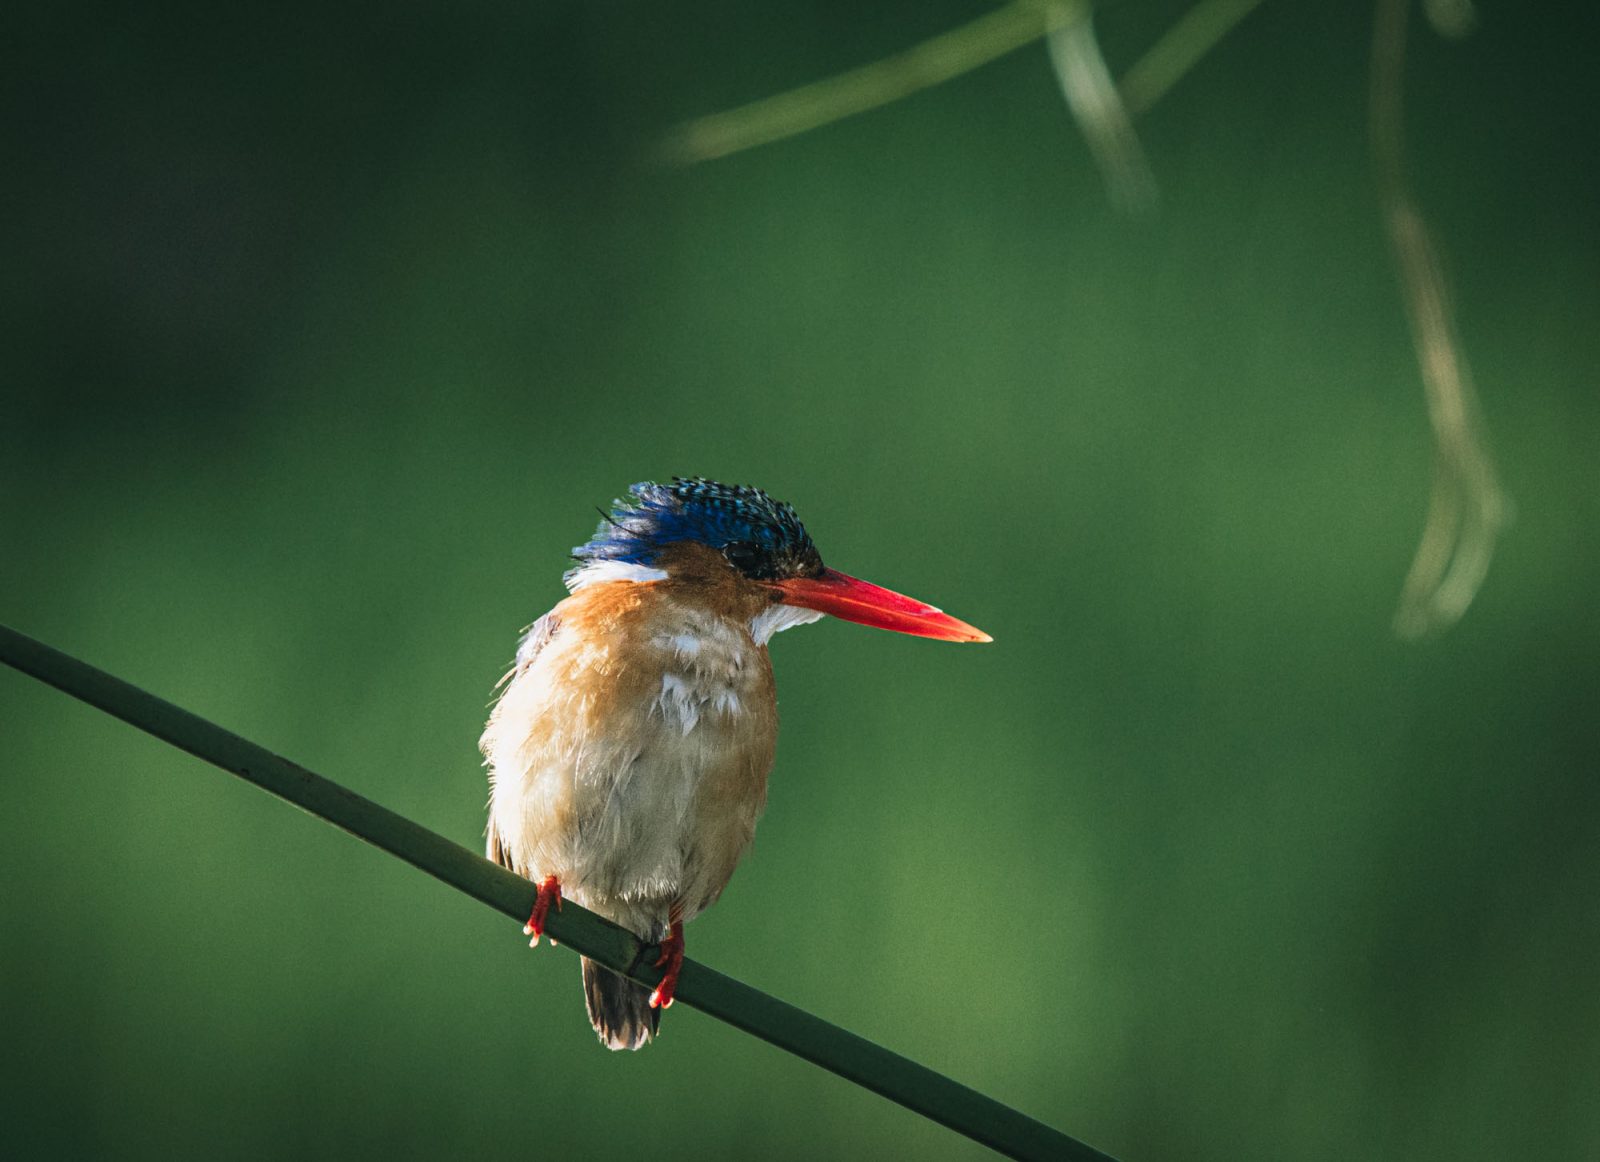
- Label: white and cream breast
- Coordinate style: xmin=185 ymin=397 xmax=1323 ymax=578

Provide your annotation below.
xmin=482 ymin=586 xmax=782 ymax=935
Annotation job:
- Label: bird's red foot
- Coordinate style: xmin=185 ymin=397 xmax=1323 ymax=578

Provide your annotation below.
xmin=522 ymin=875 xmax=562 ymax=947
xmin=648 ymin=919 xmax=685 ymax=1010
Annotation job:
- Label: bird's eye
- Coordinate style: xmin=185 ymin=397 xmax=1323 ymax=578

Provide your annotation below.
xmin=722 ymin=540 xmax=765 ymax=576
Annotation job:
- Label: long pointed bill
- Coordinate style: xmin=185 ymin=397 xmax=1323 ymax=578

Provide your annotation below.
xmin=768 ymin=569 xmax=992 ymax=643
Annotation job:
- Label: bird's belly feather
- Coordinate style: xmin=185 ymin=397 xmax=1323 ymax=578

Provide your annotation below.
xmin=482 ymin=611 xmax=776 ymax=936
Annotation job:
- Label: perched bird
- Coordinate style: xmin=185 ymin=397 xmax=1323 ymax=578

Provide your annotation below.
xmin=481 ymin=477 xmax=990 ymax=1049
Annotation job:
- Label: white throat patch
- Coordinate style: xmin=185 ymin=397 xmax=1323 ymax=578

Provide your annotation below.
xmin=749 ymin=603 xmax=825 ymax=645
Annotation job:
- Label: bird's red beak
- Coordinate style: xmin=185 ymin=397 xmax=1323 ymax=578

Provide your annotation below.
xmin=768 ymin=569 xmax=992 ymax=643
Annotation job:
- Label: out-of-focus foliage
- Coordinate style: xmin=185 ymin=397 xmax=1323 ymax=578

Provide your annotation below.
xmin=3 ymin=4 xmax=1596 ymax=1159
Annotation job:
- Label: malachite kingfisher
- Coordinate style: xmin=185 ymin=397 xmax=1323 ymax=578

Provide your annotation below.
xmin=480 ymin=478 xmax=990 ymax=1049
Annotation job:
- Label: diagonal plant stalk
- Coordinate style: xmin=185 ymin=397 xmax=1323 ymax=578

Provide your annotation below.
xmin=1046 ymin=15 xmax=1157 ymax=212
xmin=660 ymin=0 xmax=1267 ymax=167
xmin=1119 ymin=0 xmax=1267 ymax=114
xmin=659 ymin=1 xmax=1085 ymax=164
xmin=0 ymin=623 xmax=1117 ymax=1162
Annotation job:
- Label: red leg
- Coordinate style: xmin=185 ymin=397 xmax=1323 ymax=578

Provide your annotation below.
xmin=649 ymin=912 xmax=685 ymax=1010
xmin=522 ymin=875 xmax=562 ymax=947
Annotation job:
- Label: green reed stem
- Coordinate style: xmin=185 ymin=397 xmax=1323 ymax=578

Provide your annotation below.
xmin=1 ymin=623 xmax=1116 ymax=1162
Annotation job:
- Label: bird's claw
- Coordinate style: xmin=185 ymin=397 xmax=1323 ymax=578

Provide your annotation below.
xmin=522 ymin=875 xmax=563 ymax=947
xmin=648 ymin=920 xmax=685 ymax=1009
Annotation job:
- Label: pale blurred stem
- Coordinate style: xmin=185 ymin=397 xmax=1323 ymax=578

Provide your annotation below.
xmin=661 ymin=1 xmax=1085 ymax=164
xmin=1047 ymin=16 xmax=1157 ymax=212
xmin=0 ymin=624 xmax=1117 ymax=1162
xmin=1119 ymin=0 xmax=1268 ymax=116
xmin=1370 ymin=0 xmax=1507 ymax=637
xmin=666 ymin=0 xmax=1500 ymax=636
xmin=662 ymin=0 xmax=1268 ymax=165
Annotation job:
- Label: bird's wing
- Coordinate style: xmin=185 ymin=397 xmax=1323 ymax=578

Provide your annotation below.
xmin=487 ymin=610 xmax=563 ymax=871
xmin=490 ymin=610 xmax=562 ymax=691
xmin=515 ymin=611 xmax=562 ymax=671
xmin=487 ymin=824 xmax=514 ymax=870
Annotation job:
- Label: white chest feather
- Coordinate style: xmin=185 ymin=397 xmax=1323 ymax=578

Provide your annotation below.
xmin=482 ymin=602 xmax=779 ymax=931
xmin=653 ymin=620 xmax=753 ymax=734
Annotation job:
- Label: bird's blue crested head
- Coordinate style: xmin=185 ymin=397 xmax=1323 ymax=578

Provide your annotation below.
xmin=573 ymin=477 xmax=825 ymax=581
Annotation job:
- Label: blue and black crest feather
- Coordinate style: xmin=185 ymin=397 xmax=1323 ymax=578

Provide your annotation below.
xmin=574 ymin=477 xmax=824 ymax=581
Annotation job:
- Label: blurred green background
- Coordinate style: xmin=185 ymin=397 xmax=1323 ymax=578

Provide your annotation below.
xmin=3 ymin=3 xmax=1596 ymax=1159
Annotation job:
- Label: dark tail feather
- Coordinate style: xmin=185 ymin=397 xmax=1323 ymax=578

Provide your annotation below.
xmin=582 ymin=957 xmax=660 ymax=1050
